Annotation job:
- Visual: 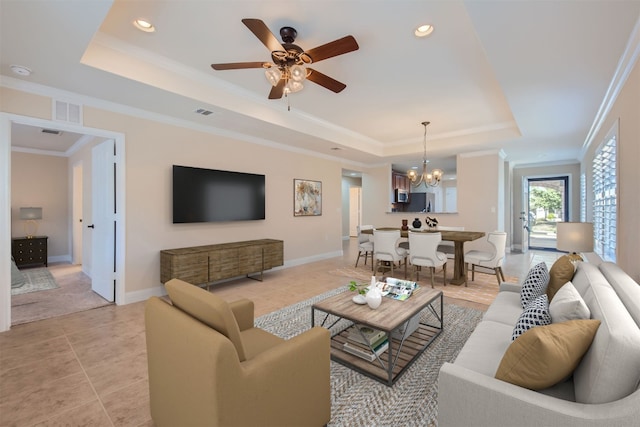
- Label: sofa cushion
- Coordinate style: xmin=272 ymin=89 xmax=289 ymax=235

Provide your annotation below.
xmin=520 ymin=262 xmax=550 ymax=308
xmin=165 ymin=278 xmax=248 ymax=362
xmin=573 ymin=263 xmax=640 ymax=404
xmin=482 ymin=290 xmax=523 ymax=326
xmin=453 ymin=320 xmax=514 ymax=377
xmin=549 ymin=281 xmax=590 ymax=323
xmin=546 ymin=255 xmax=577 ymax=301
xmin=496 ymin=319 xmax=601 ymax=390
xmin=599 ymin=262 xmax=640 ymax=326
xmin=512 ymin=294 xmax=551 ymax=341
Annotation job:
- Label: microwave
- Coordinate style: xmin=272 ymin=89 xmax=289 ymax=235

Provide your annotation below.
xmin=395 ymin=189 xmax=409 ymax=203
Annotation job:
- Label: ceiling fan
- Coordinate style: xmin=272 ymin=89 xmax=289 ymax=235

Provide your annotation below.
xmin=211 ymin=19 xmax=359 ymax=99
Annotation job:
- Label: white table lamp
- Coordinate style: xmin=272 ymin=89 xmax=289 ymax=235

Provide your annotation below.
xmin=556 ymin=222 xmax=594 ymax=260
xmin=20 ymin=207 xmax=42 ymax=238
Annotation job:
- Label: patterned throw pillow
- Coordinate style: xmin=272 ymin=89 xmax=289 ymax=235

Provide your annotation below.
xmin=520 ymin=262 xmax=550 ymax=308
xmin=512 ymin=294 xmax=551 ymax=341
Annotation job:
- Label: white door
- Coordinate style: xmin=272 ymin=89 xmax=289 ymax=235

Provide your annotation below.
xmin=72 ymin=162 xmax=83 ymax=265
xmin=91 ymin=140 xmax=115 ymax=301
xmin=349 ymin=187 xmax=361 ymax=237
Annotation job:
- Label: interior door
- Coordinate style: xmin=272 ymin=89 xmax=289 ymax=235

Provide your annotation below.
xmin=349 ymin=187 xmax=361 ymax=237
xmin=527 ymin=176 xmax=569 ymax=250
xmin=91 ymin=139 xmax=116 ymax=301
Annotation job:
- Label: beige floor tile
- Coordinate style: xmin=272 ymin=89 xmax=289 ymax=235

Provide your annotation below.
xmin=84 ymin=348 xmax=149 ymax=399
xmin=0 ymin=336 xmax=72 ymax=372
xmin=32 ymin=400 xmax=112 ymax=427
xmin=0 ymin=372 xmax=97 ymax=427
xmin=101 ymin=378 xmax=152 ymax=427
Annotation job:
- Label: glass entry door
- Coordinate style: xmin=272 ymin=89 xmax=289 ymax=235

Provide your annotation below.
xmin=527 ymin=176 xmax=569 ymax=250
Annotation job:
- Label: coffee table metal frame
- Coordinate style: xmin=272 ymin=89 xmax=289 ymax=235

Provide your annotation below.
xmin=311 ymin=288 xmax=443 ymax=386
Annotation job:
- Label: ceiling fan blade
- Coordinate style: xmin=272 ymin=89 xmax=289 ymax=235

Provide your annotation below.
xmin=211 ymin=62 xmax=267 ymax=70
xmin=268 ymin=79 xmax=286 ymax=99
xmin=306 ymin=68 xmax=347 ymax=93
xmin=242 ymin=18 xmax=285 ymax=53
xmin=305 ymin=35 xmax=359 ymax=63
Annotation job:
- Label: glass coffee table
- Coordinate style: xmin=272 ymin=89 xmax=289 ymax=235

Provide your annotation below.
xmin=311 ymin=287 xmax=443 ymax=386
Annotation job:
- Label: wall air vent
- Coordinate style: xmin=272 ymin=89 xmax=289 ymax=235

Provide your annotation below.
xmin=53 ymin=99 xmax=83 ymax=124
xmin=41 ymin=128 xmax=62 ymax=135
xmin=194 ymin=108 xmax=214 ymax=116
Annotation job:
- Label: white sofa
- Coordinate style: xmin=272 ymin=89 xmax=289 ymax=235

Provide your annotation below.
xmin=438 ymin=261 xmax=640 ymax=427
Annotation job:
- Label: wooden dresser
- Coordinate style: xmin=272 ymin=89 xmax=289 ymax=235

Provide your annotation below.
xmin=12 ymin=236 xmax=48 ymax=268
xmin=161 ymin=239 xmax=284 ymax=285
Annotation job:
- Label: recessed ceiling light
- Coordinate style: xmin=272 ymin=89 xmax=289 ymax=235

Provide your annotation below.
xmin=415 ymin=24 xmax=434 ymax=38
xmin=10 ymin=64 xmax=32 ymax=76
xmin=133 ymin=19 xmax=155 ymax=33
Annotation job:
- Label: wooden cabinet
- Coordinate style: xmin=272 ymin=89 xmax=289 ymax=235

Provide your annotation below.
xmin=392 ymin=172 xmax=410 ymax=191
xmin=12 ymin=236 xmax=48 ymax=268
xmin=161 ymin=239 xmax=284 ymax=285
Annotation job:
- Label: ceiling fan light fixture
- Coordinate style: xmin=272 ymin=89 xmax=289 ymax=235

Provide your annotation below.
xmin=415 ymin=24 xmax=434 ymax=38
xmin=265 ymin=67 xmax=282 ymax=86
xmin=289 ymin=64 xmax=307 ymax=82
xmin=285 ymin=80 xmax=304 ymax=94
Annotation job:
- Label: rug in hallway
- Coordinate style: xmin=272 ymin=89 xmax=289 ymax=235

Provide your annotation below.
xmin=256 ymin=287 xmax=484 ymax=426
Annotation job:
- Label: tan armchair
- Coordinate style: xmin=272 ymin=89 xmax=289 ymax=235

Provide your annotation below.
xmin=145 ymin=278 xmax=331 ymax=427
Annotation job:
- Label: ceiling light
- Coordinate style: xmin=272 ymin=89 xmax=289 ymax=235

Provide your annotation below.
xmin=133 ymin=19 xmax=155 ymax=32
xmin=415 ymin=24 xmax=434 ymax=38
xmin=265 ymin=67 xmax=282 ymax=86
xmin=407 ymin=121 xmax=443 ymax=187
xmin=10 ymin=65 xmax=32 ymax=76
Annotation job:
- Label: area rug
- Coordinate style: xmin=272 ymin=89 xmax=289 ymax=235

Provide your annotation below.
xmin=328 ymin=264 xmax=519 ymax=307
xmin=256 ymin=287 xmax=484 ymax=426
xmin=10 ymin=267 xmax=60 ymax=295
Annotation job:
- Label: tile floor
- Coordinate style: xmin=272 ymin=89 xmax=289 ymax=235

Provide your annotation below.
xmin=0 ymin=239 xmax=563 ymax=426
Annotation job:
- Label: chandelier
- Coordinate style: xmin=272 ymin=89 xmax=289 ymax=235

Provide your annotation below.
xmin=406 ymin=121 xmax=442 ymax=187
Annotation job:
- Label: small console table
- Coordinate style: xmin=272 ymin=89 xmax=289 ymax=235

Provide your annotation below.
xmin=160 ymin=239 xmax=283 ymax=286
xmin=12 ymin=236 xmax=48 ymax=268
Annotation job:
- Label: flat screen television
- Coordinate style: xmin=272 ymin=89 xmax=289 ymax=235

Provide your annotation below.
xmin=172 ymin=165 xmax=265 ymax=223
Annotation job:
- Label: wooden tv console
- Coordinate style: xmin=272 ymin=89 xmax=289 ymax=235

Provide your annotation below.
xmin=160 ymin=239 xmax=283 ymax=285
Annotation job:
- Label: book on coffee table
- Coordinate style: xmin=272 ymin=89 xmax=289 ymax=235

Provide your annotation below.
xmin=346 ymin=325 xmax=386 ymax=346
xmin=343 ymin=338 xmax=389 ymax=362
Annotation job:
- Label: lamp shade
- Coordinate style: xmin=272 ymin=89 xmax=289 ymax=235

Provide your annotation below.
xmin=19 ymin=207 xmax=42 ymax=220
xmin=556 ymin=222 xmax=594 ymax=253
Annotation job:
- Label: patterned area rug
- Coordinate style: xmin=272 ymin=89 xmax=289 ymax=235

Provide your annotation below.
xmin=329 ymin=263 xmax=519 ymax=306
xmin=256 ymin=287 xmax=484 ymax=426
xmin=11 ymin=267 xmax=59 ymax=295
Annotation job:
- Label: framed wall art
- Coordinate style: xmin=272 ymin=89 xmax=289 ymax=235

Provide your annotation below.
xmin=294 ymin=179 xmax=322 ymax=216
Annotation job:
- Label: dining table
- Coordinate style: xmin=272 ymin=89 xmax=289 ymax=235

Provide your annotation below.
xmin=362 ymin=227 xmax=486 ymax=285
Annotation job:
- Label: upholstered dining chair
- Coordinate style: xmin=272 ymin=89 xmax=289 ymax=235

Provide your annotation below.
xmin=145 ymin=279 xmax=331 ymax=426
xmin=373 ymin=229 xmax=408 ymax=278
xmin=435 ymin=225 xmax=465 ymax=259
xmin=355 ymin=225 xmax=374 ymax=270
xmin=464 ymin=231 xmax=507 ymax=286
xmin=408 ymin=231 xmax=448 ymax=288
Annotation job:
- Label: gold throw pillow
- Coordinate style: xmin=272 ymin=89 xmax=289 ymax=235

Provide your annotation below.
xmin=495 ymin=319 xmax=601 ymax=390
xmin=546 ymin=255 xmax=577 ymax=301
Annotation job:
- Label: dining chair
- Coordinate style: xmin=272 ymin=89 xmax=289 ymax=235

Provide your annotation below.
xmin=355 ymin=225 xmax=374 ymax=270
xmin=464 ymin=231 xmax=507 ymax=286
xmin=435 ymin=225 xmax=465 ymax=259
xmin=408 ymin=231 xmax=447 ymax=288
xmin=373 ymin=229 xmax=408 ymax=279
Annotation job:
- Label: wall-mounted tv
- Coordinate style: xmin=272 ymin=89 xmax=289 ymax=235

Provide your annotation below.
xmin=172 ymin=165 xmax=265 ymax=223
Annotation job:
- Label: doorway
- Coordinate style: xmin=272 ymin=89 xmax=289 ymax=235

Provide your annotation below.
xmin=526 ymin=176 xmax=569 ymax=250
xmin=1 ymin=113 xmax=125 ymax=330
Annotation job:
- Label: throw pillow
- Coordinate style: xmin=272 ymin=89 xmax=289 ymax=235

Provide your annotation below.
xmin=549 ymin=281 xmax=590 ymax=323
xmin=512 ymin=294 xmax=551 ymax=341
xmin=496 ymin=319 xmax=601 ymax=390
xmin=520 ymin=262 xmax=550 ymax=308
xmin=546 ymin=255 xmax=577 ymax=301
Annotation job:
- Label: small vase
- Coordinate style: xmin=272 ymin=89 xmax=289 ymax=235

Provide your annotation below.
xmin=366 ymin=276 xmax=382 ymax=309
xmin=401 ymin=219 xmax=409 ymax=231
xmin=412 ymin=218 xmax=422 ymax=229
xmin=366 ymin=286 xmax=382 ymax=309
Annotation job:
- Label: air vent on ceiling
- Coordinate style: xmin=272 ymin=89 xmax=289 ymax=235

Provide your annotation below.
xmin=53 ymin=99 xmax=82 ymax=124
xmin=41 ymin=128 xmax=62 ymax=135
xmin=194 ymin=108 xmax=214 ymax=116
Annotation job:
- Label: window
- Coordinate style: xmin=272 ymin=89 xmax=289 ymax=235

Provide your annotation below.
xmin=592 ymin=135 xmax=616 ymax=262
xmin=580 ymin=173 xmax=586 ymax=222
